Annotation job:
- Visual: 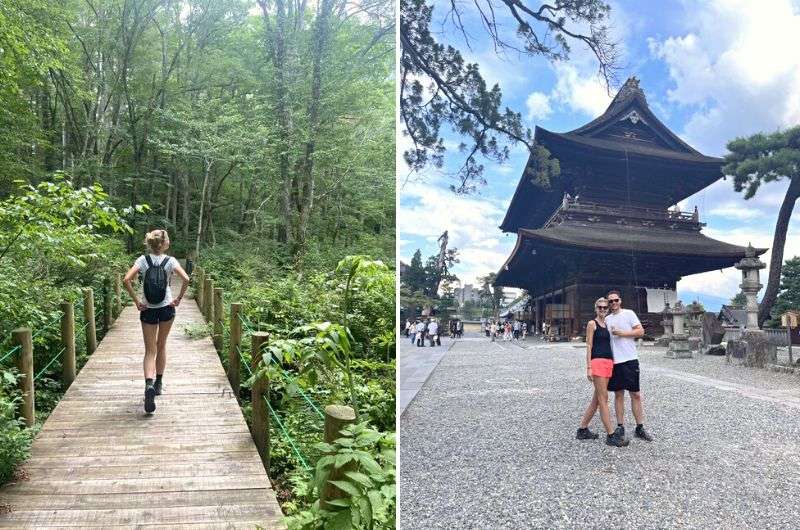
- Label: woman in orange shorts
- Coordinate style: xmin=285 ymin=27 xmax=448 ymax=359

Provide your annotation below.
xmin=576 ymin=297 xmax=628 ymax=447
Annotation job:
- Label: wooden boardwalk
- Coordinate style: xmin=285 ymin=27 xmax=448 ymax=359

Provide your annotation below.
xmin=0 ymin=298 xmax=283 ymax=529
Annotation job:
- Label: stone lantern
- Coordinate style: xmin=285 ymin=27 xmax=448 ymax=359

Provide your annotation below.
xmin=727 ymin=244 xmax=776 ymax=367
xmin=656 ymin=301 xmax=673 ymax=347
xmin=735 ymin=243 xmax=766 ymax=331
xmin=686 ymin=300 xmax=704 ymax=352
xmin=667 ymin=300 xmax=692 ymax=358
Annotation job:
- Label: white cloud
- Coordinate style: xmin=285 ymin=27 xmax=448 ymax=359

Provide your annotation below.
xmin=707 ymin=201 xmax=765 ymax=220
xmin=551 ymin=64 xmax=613 ymax=117
xmin=526 ymin=91 xmax=552 ymax=121
xmin=650 ymin=0 xmax=800 ymax=155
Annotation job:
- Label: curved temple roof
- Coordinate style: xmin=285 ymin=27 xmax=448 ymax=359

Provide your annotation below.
xmin=500 ymin=77 xmax=725 ymax=233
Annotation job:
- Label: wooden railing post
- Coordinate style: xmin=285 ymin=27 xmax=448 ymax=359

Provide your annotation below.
xmin=213 ymin=287 xmax=223 ymax=351
xmin=12 ymin=328 xmax=34 ymax=427
xmin=204 ymin=277 xmax=214 ymax=323
xmin=60 ymin=301 xmax=76 ymax=387
xmin=114 ymin=273 xmax=122 ymax=317
xmin=320 ymin=405 xmax=357 ymax=508
xmin=83 ymin=288 xmax=97 ymax=355
xmin=103 ymin=276 xmax=112 ymax=332
xmin=250 ymin=332 xmax=270 ymax=470
xmin=228 ymin=303 xmax=242 ymax=396
xmin=195 ymin=266 xmax=205 ymax=308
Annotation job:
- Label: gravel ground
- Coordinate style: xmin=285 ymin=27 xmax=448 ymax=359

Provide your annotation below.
xmin=399 ymin=338 xmax=800 ymax=529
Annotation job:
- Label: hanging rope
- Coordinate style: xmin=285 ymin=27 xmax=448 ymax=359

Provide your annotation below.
xmin=35 ymin=347 xmax=65 ymax=380
xmin=0 ymin=344 xmax=20 ymax=364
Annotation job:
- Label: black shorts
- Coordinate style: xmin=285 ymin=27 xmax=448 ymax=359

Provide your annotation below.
xmin=140 ymin=305 xmax=175 ymax=325
xmin=608 ymin=359 xmax=640 ymax=393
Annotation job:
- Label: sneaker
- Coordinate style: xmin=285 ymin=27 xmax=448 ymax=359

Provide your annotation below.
xmin=635 ymin=425 xmax=654 ymax=442
xmin=614 ymin=425 xmax=625 ymax=438
xmin=576 ymin=427 xmax=599 ymax=440
xmin=606 ymin=431 xmax=630 ymax=447
xmin=144 ymin=385 xmax=156 ymax=414
xmin=153 ymin=379 xmax=163 ymax=396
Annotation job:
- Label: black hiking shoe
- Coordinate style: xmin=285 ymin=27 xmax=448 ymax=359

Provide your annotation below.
xmin=153 ymin=379 xmax=163 ymax=396
xmin=144 ymin=385 xmax=156 ymax=414
xmin=606 ymin=431 xmax=630 ymax=447
xmin=635 ymin=425 xmax=654 ymax=442
xmin=576 ymin=427 xmax=599 ymax=440
xmin=614 ymin=425 xmax=625 ymax=438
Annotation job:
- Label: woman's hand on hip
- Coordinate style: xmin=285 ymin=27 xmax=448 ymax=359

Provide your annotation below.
xmin=135 ymin=300 xmax=146 ymax=311
xmin=586 ymin=368 xmax=593 ymax=382
xmin=171 ymin=297 xmax=181 ymax=307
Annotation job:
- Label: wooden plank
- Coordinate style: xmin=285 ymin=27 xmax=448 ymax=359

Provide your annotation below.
xmin=23 ymin=451 xmax=261 ymax=469
xmin=17 ymin=461 xmax=265 ymax=480
xmin=0 ymin=488 xmax=273 ymax=511
xmin=0 ymin=504 xmax=282 ymax=527
xmin=0 ymin=300 xmax=283 ymax=528
xmin=3 ymin=474 xmax=270 ymax=495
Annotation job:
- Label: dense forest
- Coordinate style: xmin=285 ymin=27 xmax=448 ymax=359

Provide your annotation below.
xmin=0 ymin=0 xmax=395 ymax=527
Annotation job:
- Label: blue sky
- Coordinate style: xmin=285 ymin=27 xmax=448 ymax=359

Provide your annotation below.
xmin=399 ymin=0 xmax=800 ymax=311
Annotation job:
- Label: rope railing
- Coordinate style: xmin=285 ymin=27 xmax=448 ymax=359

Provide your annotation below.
xmin=193 ymin=263 xmax=359 ymax=508
xmin=2 ymin=273 xmax=120 ymax=426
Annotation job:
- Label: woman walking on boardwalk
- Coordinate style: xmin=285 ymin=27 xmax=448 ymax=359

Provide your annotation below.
xmin=576 ymin=297 xmax=628 ymax=447
xmin=123 ymin=229 xmax=191 ymax=414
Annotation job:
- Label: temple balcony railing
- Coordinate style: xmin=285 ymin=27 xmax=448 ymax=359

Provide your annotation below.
xmin=543 ymin=196 xmax=704 ymax=230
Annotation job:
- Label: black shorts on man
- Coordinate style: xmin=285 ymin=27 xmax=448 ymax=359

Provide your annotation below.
xmin=140 ymin=305 xmax=175 ymax=324
xmin=608 ymin=359 xmax=640 ymax=392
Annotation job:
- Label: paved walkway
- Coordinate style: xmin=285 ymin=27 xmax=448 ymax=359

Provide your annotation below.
xmin=0 ymin=299 xmax=282 ymax=528
xmin=398 ymin=335 xmax=453 ymax=416
xmin=400 ymin=338 xmax=800 ymax=529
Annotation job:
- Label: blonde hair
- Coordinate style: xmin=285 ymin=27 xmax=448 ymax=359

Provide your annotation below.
xmin=144 ymin=229 xmax=169 ymax=254
xmin=595 ymin=297 xmax=608 ymax=308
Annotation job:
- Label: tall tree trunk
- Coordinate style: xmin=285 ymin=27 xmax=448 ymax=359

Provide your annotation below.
xmin=294 ymin=0 xmax=335 ymax=268
xmin=259 ymin=0 xmax=294 ymax=253
xmin=182 ymin=170 xmax=191 ymax=243
xmin=759 ymin=177 xmax=800 ymax=326
xmin=195 ymin=158 xmax=212 ymax=257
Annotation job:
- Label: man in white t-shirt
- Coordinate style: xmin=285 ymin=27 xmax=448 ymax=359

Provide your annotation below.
xmin=427 ymin=319 xmax=439 ymax=346
xmin=604 ymin=290 xmax=654 ymax=442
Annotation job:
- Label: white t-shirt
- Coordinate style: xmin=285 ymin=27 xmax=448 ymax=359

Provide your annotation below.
xmin=135 ymin=254 xmax=176 ymax=308
xmin=605 ymin=308 xmax=641 ymax=364
xmin=428 ymin=322 xmax=438 ymax=335
xmin=415 ymin=322 xmax=425 ymax=333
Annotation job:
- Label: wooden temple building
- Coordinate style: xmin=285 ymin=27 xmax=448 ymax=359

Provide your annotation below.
xmin=495 ymin=77 xmax=766 ymax=338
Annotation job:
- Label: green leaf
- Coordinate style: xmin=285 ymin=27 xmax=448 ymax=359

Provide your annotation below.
xmin=329 ymin=480 xmax=361 ymax=497
xmin=343 ymin=471 xmax=373 ymax=489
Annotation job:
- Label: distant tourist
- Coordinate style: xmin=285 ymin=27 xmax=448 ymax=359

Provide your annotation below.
xmin=428 ymin=319 xmax=440 ymax=346
xmin=513 ymin=320 xmax=521 ymax=339
xmin=410 ymin=320 xmax=418 ymax=345
xmin=521 ymin=322 xmax=528 ymax=340
xmin=415 ymin=320 xmax=425 ymax=347
xmin=404 ymin=319 xmax=411 ymax=337
xmin=122 ymin=229 xmax=190 ymax=415
xmin=503 ymin=321 xmax=512 ymax=341
xmin=490 ymin=321 xmax=497 ymax=342
xmin=605 ymin=290 xmax=654 ymax=443
xmin=576 ymin=297 xmax=627 ymax=447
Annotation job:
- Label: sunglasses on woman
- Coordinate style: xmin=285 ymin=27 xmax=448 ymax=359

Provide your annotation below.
xmin=596 ymin=306 xmax=608 ymax=310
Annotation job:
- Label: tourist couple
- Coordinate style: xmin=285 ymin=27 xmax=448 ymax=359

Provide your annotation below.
xmin=576 ymin=290 xmax=654 ymax=447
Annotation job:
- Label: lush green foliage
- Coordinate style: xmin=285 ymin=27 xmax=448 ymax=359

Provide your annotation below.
xmin=0 ymin=178 xmax=131 ymax=485
xmin=285 ymin=423 xmax=396 ymax=530
xmin=767 ymin=257 xmax=800 ymax=327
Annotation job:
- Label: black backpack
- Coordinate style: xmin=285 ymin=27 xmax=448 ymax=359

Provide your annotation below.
xmin=143 ymin=255 xmax=171 ymax=304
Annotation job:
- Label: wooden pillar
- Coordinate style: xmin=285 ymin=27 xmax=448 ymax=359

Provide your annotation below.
xmin=203 ymin=277 xmax=213 ymax=322
xmin=114 ymin=274 xmax=122 ymax=317
xmin=250 ymin=332 xmax=270 ymax=470
xmin=195 ymin=266 xmax=205 ymax=308
xmin=228 ymin=303 xmax=242 ymax=395
xmin=82 ymin=288 xmax=97 ymax=355
xmin=12 ymin=328 xmax=34 ymax=427
xmin=103 ymin=276 xmax=112 ymax=332
xmin=320 ymin=405 xmax=357 ymax=508
xmin=213 ymin=287 xmax=223 ymax=351
xmin=60 ymin=301 xmax=76 ymax=387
